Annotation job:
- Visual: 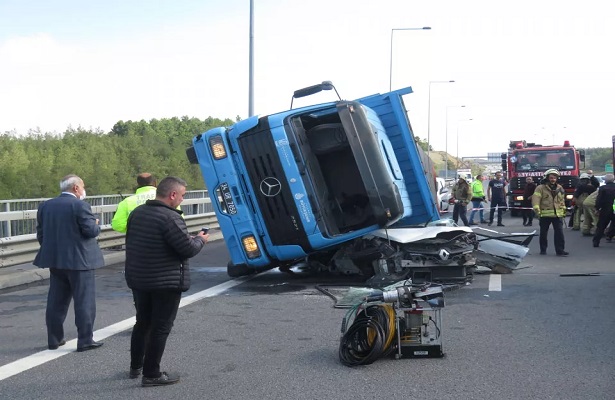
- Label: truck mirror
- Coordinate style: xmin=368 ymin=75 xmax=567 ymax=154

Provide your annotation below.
xmin=579 ymin=149 xmax=585 ymax=162
xmin=501 ymin=160 xmax=507 ymax=171
xmin=500 ymin=153 xmax=507 ymax=160
xmin=290 ymin=81 xmax=342 ymax=109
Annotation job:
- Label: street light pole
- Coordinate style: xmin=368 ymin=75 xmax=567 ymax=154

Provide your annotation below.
xmin=248 ymin=0 xmax=255 ymax=117
xmin=445 ymin=105 xmax=465 ymax=180
xmin=389 ymin=27 xmax=431 ymax=91
xmin=427 ymin=80 xmax=454 ymax=157
xmin=456 ymin=118 xmax=473 ymax=167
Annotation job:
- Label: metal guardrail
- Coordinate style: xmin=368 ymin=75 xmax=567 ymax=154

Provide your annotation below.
xmin=0 ymin=190 xmax=211 ymax=237
xmin=0 ymin=194 xmax=220 ymax=269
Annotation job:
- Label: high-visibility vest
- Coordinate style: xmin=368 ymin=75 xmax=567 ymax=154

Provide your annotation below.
xmin=111 ymin=186 xmax=157 ymax=233
xmin=471 ymin=180 xmax=484 ymax=198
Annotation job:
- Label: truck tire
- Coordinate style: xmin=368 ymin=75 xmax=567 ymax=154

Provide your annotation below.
xmin=227 ymin=261 xmax=255 ymax=278
xmin=510 ymin=208 xmax=519 ymax=217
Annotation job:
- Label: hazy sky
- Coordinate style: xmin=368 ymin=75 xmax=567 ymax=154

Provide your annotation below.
xmin=1 ymin=0 xmax=614 ymax=159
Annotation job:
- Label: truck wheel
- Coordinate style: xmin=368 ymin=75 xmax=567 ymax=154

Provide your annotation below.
xmin=510 ymin=208 xmax=519 ymax=217
xmin=227 ymin=261 xmax=255 ymax=278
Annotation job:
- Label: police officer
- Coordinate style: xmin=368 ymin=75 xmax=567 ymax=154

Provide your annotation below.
xmin=112 ymin=173 xmax=157 ymax=233
xmin=468 ymin=175 xmax=487 ymax=225
xmin=532 ymin=169 xmax=568 ymax=256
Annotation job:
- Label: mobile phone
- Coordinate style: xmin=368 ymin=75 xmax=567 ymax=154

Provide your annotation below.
xmin=200 ymin=227 xmax=209 ymax=234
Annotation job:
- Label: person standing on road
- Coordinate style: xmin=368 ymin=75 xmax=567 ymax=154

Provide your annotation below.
xmin=522 ymin=176 xmax=537 ymax=226
xmin=571 ymin=173 xmax=596 ymax=231
xmin=487 ymin=171 xmax=507 ymax=227
xmin=34 ymin=174 xmax=105 ymax=351
xmin=468 ymin=174 xmax=487 ymax=225
xmin=532 ymin=169 xmax=568 ymax=256
xmin=592 ymin=174 xmax=615 ymax=247
xmin=581 ymin=190 xmax=599 ymax=236
xmin=451 ymin=175 xmax=472 ymax=226
xmin=111 ymin=173 xmax=157 ymax=233
xmin=125 ymin=176 xmax=209 ymax=387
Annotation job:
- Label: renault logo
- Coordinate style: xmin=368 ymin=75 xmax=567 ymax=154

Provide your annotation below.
xmin=260 ymin=177 xmax=282 ymax=197
xmin=438 ymin=249 xmax=450 ymax=261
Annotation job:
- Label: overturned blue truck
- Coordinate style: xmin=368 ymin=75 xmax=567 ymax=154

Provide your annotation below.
xmin=187 ymin=82 xmax=532 ymax=284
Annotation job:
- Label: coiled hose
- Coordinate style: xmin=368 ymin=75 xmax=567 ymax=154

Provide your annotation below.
xmin=338 ymin=303 xmax=396 ymax=367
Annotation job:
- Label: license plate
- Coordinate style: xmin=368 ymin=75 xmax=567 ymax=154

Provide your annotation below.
xmin=219 ymin=182 xmax=237 ymax=215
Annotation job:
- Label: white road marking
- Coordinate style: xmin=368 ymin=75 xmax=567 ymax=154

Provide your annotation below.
xmin=0 ymin=275 xmax=255 ymax=381
xmin=488 ymin=274 xmax=502 ymax=291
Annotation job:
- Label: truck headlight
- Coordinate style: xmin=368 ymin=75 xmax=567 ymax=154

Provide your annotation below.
xmin=566 ymin=194 xmax=573 ymax=200
xmin=514 ymin=195 xmax=524 ymax=201
xmin=242 ymin=235 xmax=261 ymax=259
xmin=209 ymin=135 xmax=227 ymax=160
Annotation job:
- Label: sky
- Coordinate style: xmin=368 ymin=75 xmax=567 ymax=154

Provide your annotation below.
xmin=1 ymin=0 xmax=614 ymax=159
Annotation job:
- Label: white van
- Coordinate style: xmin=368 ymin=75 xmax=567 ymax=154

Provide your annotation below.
xmin=456 ymin=169 xmax=473 ymax=183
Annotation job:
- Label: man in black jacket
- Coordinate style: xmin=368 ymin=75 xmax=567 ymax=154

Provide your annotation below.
xmin=125 ymin=176 xmax=209 ymax=386
xmin=593 ymin=174 xmax=615 ymax=247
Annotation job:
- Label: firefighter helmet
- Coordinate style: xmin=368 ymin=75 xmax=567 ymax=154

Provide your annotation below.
xmin=544 ymin=168 xmax=560 ymax=178
xmin=580 ymin=173 xmax=590 ymax=180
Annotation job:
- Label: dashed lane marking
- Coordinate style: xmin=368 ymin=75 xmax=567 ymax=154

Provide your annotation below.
xmin=488 ymin=274 xmax=502 ymax=291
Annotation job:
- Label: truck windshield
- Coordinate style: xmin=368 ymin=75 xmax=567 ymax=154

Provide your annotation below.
xmin=514 ymin=149 xmax=575 ymax=171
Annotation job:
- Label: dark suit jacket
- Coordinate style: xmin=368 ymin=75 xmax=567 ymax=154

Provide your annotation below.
xmin=33 ymin=193 xmax=105 ymax=270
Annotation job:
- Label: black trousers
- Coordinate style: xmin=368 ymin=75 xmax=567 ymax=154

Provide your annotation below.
xmin=489 ymin=198 xmax=506 ymax=224
xmin=46 ymin=268 xmax=96 ymax=349
xmin=453 ymin=202 xmax=469 ymax=226
xmin=593 ymin=210 xmax=614 ymax=244
xmin=522 ymin=202 xmax=534 ymax=225
xmin=131 ymin=289 xmax=182 ymax=378
xmin=539 ymin=217 xmax=565 ymax=254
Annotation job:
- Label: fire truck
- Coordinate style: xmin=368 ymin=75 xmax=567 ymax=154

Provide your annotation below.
xmin=501 ymin=140 xmax=585 ymax=216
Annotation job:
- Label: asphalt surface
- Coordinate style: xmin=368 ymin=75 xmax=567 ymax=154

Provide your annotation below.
xmin=1 ymin=216 xmax=614 ymax=400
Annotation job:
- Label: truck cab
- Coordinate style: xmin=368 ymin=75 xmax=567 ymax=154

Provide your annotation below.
xmin=187 ymin=84 xmax=439 ymax=276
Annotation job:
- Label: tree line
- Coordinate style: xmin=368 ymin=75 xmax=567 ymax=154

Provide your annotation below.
xmin=0 ymin=116 xmax=235 ymax=200
xmin=1 ymin=120 xmax=611 ymax=200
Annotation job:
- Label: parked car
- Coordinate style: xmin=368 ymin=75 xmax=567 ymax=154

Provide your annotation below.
xmin=436 ymin=177 xmax=452 ymax=213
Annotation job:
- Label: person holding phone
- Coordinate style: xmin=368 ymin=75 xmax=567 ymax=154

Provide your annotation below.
xmin=124 ymin=176 xmax=208 ymax=387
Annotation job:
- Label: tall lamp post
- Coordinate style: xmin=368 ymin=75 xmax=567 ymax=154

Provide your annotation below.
xmin=445 ymin=105 xmax=466 ymax=179
xmin=389 ymin=27 xmax=431 ymax=91
xmin=427 ymin=80 xmax=455 ymax=156
xmin=456 ymin=118 xmax=473 ymax=167
xmin=248 ymin=0 xmax=255 ymax=117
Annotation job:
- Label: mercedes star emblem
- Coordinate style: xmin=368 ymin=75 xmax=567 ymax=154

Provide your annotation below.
xmin=260 ymin=177 xmax=282 ymax=197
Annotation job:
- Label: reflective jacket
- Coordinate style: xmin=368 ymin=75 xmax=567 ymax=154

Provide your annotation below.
xmin=471 ymin=180 xmax=485 ymax=200
xmin=111 ymin=186 xmax=157 ymax=233
xmin=532 ymin=183 xmax=566 ymax=218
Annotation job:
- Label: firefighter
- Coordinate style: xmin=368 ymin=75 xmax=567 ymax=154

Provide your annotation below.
xmin=451 ymin=175 xmax=472 ymax=226
xmin=532 ymin=169 xmax=568 ymax=256
xmin=571 ymin=173 xmax=596 ymax=231
xmin=581 ymin=190 xmax=599 ymax=236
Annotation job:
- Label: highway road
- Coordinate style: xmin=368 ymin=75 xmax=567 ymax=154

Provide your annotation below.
xmin=1 ymin=214 xmax=614 ymax=400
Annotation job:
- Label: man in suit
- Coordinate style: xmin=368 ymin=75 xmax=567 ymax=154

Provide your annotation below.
xmin=34 ymin=174 xmax=105 ymax=351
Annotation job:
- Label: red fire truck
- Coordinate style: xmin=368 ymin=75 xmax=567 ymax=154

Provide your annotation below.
xmin=501 ymin=140 xmax=585 ymax=216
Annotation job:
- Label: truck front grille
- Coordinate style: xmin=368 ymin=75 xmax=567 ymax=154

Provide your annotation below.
xmin=237 ymin=118 xmax=312 ymax=253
